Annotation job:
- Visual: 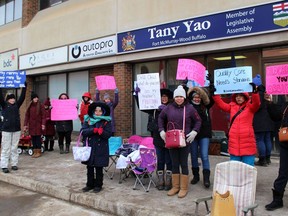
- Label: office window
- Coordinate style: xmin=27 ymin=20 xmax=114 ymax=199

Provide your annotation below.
xmin=0 ymin=0 xmax=22 ymax=26
xmin=39 ymin=0 xmax=68 ymax=10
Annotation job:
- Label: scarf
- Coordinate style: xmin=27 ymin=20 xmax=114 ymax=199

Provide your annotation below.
xmin=84 ymin=114 xmax=111 ymax=125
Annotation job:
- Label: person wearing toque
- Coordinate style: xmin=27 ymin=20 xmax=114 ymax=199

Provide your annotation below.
xmin=0 ymin=82 xmax=27 ymax=173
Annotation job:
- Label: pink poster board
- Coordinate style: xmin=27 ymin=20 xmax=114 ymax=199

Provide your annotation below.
xmin=95 ymin=75 xmax=117 ymax=90
xmin=176 ymin=59 xmax=206 ymax=86
xmin=51 ymin=99 xmax=78 ymax=121
xmin=266 ymin=64 xmax=288 ymax=95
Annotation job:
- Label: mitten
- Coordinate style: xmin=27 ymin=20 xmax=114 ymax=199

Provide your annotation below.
xmin=98 ymin=127 xmax=103 ymax=135
xmin=115 ymin=88 xmax=119 ymax=93
xmin=186 ymin=130 xmax=197 ymax=143
xmin=160 ymin=130 xmax=166 ymax=142
xmin=24 ymin=81 xmax=27 ymax=87
xmin=209 ymin=84 xmax=217 ymax=95
xmin=249 ymin=82 xmax=257 ymax=93
xmin=93 ymin=128 xmax=98 ymax=134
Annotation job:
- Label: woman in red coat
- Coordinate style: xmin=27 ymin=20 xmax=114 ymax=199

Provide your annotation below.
xmin=212 ymin=88 xmax=260 ymax=166
xmin=24 ymin=93 xmax=46 ymax=158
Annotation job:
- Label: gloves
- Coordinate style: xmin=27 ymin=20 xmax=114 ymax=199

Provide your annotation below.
xmin=98 ymin=127 xmax=103 ymax=135
xmin=95 ymin=88 xmax=99 ymax=93
xmin=249 ymin=82 xmax=257 ymax=93
xmin=134 ymin=85 xmax=140 ymax=96
xmin=93 ymin=128 xmax=98 ymax=134
xmin=115 ymin=88 xmax=119 ymax=93
xmin=186 ymin=130 xmax=198 ymax=143
xmin=160 ymin=130 xmax=166 ymax=142
xmin=209 ymin=84 xmax=216 ymax=95
xmin=158 ymin=104 xmax=166 ymax=110
xmin=24 ymin=81 xmax=27 ymax=87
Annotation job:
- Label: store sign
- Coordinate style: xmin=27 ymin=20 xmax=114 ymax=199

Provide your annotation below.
xmin=68 ymin=35 xmax=117 ymax=62
xmin=19 ymin=47 xmax=68 ymax=69
xmin=118 ymin=1 xmax=288 ymax=53
xmin=0 ymin=50 xmax=18 ymax=70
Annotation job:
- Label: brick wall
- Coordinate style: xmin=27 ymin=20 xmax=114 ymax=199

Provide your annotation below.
xmin=89 ymin=63 xmax=133 ymax=139
xmin=22 ymin=0 xmax=39 ymax=27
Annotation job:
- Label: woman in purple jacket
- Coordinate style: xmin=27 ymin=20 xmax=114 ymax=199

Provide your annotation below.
xmin=158 ymin=85 xmax=202 ymax=198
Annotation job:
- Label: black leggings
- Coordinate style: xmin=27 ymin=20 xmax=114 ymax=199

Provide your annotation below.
xmin=86 ymin=166 xmax=104 ymax=188
xmin=57 ymin=131 xmax=72 ymax=146
xmin=169 ymin=145 xmax=190 ymax=175
xmin=32 ymin=135 xmax=42 ymax=149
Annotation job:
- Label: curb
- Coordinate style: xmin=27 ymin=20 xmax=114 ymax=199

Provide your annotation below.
xmin=0 ymin=172 xmax=177 ymax=216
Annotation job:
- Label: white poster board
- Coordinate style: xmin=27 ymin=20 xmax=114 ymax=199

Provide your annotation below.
xmin=214 ymin=66 xmax=253 ymax=95
xmin=137 ymin=73 xmax=161 ymax=110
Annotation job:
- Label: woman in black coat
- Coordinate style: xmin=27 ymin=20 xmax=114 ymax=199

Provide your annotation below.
xmin=265 ymin=95 xmax=288 ymax=211
xmin=81 ymin=102 xmax=112 ymax=193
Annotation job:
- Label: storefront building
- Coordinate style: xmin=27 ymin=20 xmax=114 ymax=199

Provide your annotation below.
xmin=0 ymin=0 xmax=288 ymax=146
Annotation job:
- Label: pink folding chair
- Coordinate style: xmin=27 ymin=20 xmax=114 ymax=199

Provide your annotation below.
xmin=139 ymin=137 xmax=154 ymax=149
xmin=128 ymin=135 xmax=143 ymax=144
xmin=130 ymin=148 xmax=157 ymax=192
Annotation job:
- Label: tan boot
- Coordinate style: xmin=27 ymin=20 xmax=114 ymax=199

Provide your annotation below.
xmin=167 ymin=174 xmax=180 ymax=196
xmin=178 ymin=174 xmax=189 ymax=198
xmin=32 ymin=149 xmax=41 ymax=158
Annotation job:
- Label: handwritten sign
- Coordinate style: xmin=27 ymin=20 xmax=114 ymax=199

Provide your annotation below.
xmin=51 ymin=99 xmax=78 ymax=121
xmin=187 ymin=70 xmax=210 ymax=88
xmin=176 ymin=59 xmax=206 ymax=86
xmin=0 ymin=70 xmax=26 ymax=88
xmin=214 ymin=66 xmax=252 ymax=95
xmin=137 ymin=73 xmax=161 ymax=110
xmin=266 ymin=64 xmax=288 ymax=95
xmin=95 ymin=75 xmax=116 ymax=90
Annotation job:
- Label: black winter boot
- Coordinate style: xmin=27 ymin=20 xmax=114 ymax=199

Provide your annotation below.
xmin=59 ymin=145 xmax=64 ymax=154
xmin=265 ymin=189 xmax=284 ymax=211
xmin=190 ymin=167 xmax=200 ymax=184
xmin=203 ymin=169 xmax=210 ymax=188
xmin=44 ymin=141 xmax=49 ymax=151
xmin=65 ymin=144 xmax=70 ymax=153
xmin=266 ymin=155 xmax=271 ymax=165
xmin=255 ymin=157 xmax=267 ymax=167
xmin=165 ymin=170 xmax=172 ymax=191
xmin=157 ymin=170 xmax=165 ymax=190
xmin=48 ymin=141 xmax=54 ymax=151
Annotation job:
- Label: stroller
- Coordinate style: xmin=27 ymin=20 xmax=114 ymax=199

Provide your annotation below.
xmin=17 ymin=132 xmax=45 ymax=155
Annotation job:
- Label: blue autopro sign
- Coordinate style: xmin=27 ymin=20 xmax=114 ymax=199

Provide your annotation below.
xmin=118 ymin=1 xmax=288 ymax=53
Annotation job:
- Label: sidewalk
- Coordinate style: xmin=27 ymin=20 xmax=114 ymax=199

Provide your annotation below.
xmin=0 ymin=142 xmax=286 ymax=216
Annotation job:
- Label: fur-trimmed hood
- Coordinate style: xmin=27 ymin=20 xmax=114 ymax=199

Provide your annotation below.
xmin=187 ymin=87 xmax=210 ymax=105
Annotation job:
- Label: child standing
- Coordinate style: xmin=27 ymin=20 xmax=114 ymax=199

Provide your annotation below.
xmin=43 ymin=97 xmax=56 ymax=151
xmin=78 ymin=92 xmax=93 ymax=126
xmin=81 ymin=102 xmax=112 ymax=193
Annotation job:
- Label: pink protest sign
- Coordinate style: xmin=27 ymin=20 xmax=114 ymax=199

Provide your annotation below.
xmin=266 ymin=64 xmax=288 ymax=95
xmin=51 ymin=99 xmax=78 ymax=121
xmin=95 ymin=75 xmax=117 ymax=90
xmin=176 ymin=59 xmax=206 ymax=86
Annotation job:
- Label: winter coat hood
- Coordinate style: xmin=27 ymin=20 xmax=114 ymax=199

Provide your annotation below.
xmin=231 ymin=92 xmax=249 ymax=103
xmin=82 ymin=92 xmax=91 ymax=100
xmin=187 ymin=87 xmax=210 ymax=105
xmin=88 ymin=102 xmax=110 ymax=117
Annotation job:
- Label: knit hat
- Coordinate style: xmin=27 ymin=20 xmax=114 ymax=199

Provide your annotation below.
xmin=6 ymin=93 xmax=16 ymax=101
xmin=31 ymin=93 xmax=39 ymax=101
xmin=44 ymin=97 xmax=51 ymax=106
xmin=88 ymin=102 xmax=110 ymax=117
xmin=103 ymin=93 xmax=110 ymax=100
xmin=173 ymin=85 xmax=186 ymax=99
xmin=160 ymin=89 xmax=173 ymax=99
xmin=252 ymin=74 xmax=262 ymax=86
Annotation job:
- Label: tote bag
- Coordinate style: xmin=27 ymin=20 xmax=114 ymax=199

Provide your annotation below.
xmin=211 ymin=191 xmax=236 ymax=216
xmin=72 ymin=132 xmax=91 ymax=162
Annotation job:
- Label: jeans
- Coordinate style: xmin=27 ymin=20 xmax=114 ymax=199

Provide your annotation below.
xmin=155 ymin=146 xmax=172 ymax=171
xmin=255 ymin=132 xmax=272 ymax=157
xmin=1 ymin=131 xmax=21 ymax=168
xmin=273 ymin=145 xmax=288 ymax=193
xmin=230 ymin=155 xmax=255 ymax=166
xmin=190 ymin=138 xmax=210 ymax=170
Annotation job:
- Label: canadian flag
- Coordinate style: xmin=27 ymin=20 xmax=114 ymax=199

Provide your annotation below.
xmin=159 ymin=60 xmax=166 ymax=88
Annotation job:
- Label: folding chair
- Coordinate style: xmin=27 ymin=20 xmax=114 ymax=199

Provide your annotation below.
xmin=130 ymin=148 xmax=157 ymax=192
xmin=104 ymin=136 xmax=122 ymax=179
xmin=139 ymin=137 xmax=154 ymax=149
xmin=194 ymin=161 xmax=258 ymax=216
xmin=128 ymin=135 xmax=143 ymax=144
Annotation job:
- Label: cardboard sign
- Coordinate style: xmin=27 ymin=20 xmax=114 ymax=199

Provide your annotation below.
xmin=176 ymin=59 xmax=206 ymax=86
xmin=0 ymin=70 xmax=26 ymax=88
xmin=137 ymin=73 xmax=161 ymax=110
xmin=51 ymin=99 xmax=78 ymax=121
xmin=214 ymin=66 xmax=252 ymax=94
xmin=266 ymin=64 xmax=288 ymax=95
xmin=95 ymin=75 xmax=116 ymax=90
